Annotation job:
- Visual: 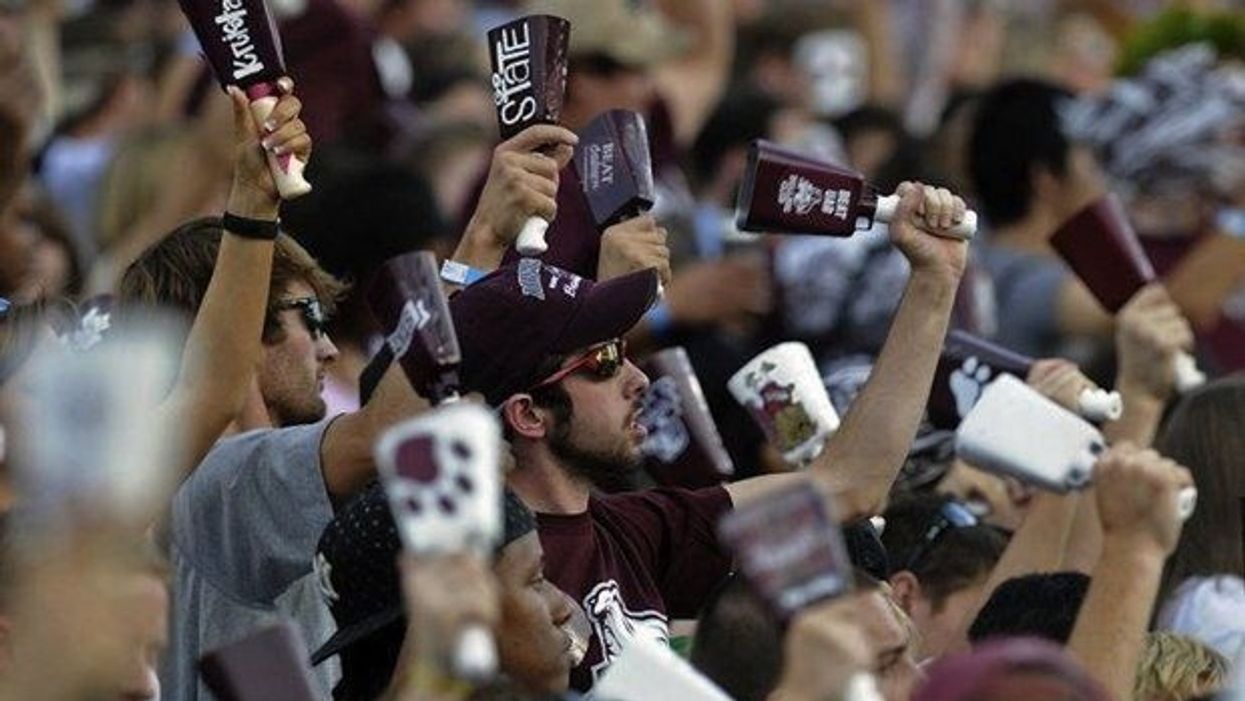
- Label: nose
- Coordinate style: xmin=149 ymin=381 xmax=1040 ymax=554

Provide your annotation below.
xmin=548 ymin=587 xmax=574 ymax=628
xmin=622 ymin=359 xmax=649 ymax=398
xmin=316 ymin=333 xmax=339 ymax=365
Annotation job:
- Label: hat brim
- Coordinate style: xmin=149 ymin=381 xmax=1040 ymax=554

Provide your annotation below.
xmin=554 ymin=268 xmax=658 ymax=355
xmin=309 ymin=605 xmax=404 ymax=666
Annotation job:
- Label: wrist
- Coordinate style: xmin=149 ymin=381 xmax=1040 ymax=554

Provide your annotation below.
xmin=1116 ymin=374 xmax=1170 ymax=406
xmin=455 ymin=217 xmax=508 ymax=266
xmin=226 ymin=183 xmax=279 ymax=220
xmin=907 ymin=267 xmax=960 ymax=301
xmin=1100 ymin=531 xmax=1170 ymax=568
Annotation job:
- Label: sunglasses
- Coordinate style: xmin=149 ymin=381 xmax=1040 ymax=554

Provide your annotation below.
xmin=902 ymin=500 xmax=978 ymax=573
xmin=531 ymin=339 xmax=628 ymax=390
xmin=274 ymin=297 xmax=327 ymax=340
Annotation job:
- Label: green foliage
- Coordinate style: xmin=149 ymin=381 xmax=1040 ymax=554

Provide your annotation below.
xmin=1118 ymin=6 xmax=1245 ymax=75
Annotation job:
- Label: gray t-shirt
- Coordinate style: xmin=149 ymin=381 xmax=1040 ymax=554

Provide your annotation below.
xmin=159 ymin=419 xmax=341 ymax=700
xmin=978 ymin=244 xmax=1068 ymax=358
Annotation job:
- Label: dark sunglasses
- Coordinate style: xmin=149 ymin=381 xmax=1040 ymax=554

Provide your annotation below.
xmin=274 ymin=297 xmax=327 ymax=339
xmin=532 ymin=339 xmax=628 ymax=390
xmin=902 ymin=500 xmax=978 ymax=573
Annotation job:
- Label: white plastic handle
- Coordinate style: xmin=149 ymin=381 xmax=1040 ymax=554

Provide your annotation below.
xmin=1173 ymin=352 xmax=1206 ymax=394
xmin=874 ymin=194 xmax=977 ymax=240
xmin=1077 ymin=388 xmax=1123 ymax=422
xmin=843 ymin=673 xmax=885 ymax=701
xmin=452 ymin=624 xmax=497 ymax=682
xmin=248 ymin=96 xmax=312 ymax=200
xmin=1177 ymin=486 xmax=1198 ymax=522
xmin=516 ymin=216 xmax=550 ymax=256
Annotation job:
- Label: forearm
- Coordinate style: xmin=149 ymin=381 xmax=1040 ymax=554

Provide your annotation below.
xmin=163 ymin=193 xmax=278 ymax=476
xmin=813 ymin=271 xmax=957 ymax=515
xmin=1068 ymin=538 xmax=1166 ymax=700
xmin=1162 ymin=234 xmax=1245 ymax=329
xmin=1059 ymin=489 xmax=1102 ymax=574
xmin=852 ymin=0 xmax=904 ymax=107
xmin=449 ymin=218 xmax=508 ymax=284
xmin=652 ymin=0 xmax=733 ymax=145
xmin=1103 ymin=382 xmax=1165 ymax=448
xmin=321 ymin=364 xmax=430 ymax=499
xmin=947 ymin=491 xmax=1080 ymax=653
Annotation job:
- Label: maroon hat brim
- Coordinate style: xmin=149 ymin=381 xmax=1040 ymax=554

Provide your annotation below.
xmin=553 ymin=267 xmax=659 ymax=354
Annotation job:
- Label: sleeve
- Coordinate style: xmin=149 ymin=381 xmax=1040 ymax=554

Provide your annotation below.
xmin=171 ymin=419 xmax=336 ymax=605
xmin=602 ymin=486 xmax=735 ymax=619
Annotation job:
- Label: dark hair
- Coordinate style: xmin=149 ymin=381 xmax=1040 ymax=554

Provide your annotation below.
xmin=333 ymin=620 xmax=405 ymax=701
xmin=691 ymin=576 xmax=783 ymax=701
xmin=882 ymin=494 xmax=1008 ymax=611
xmin=1155 ymin=375 xmax=1245 ymax=604
xmin=118 ymin=217 xmax=346 ymax=343
xmin=502 ymin=354 xmax=573 ymax=443
xmin=968 ymin=79 xmax=1074 ymax=228
xmin=690 ymin=89 xmax=781 ymax=189
xmin=693 ymin=569 xmax=884 ymax=701
xmin=968 ymin=572 xmax=1089 ymax=645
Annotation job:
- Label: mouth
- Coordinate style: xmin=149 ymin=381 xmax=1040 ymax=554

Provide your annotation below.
xmin=562 ymin=627 xmax=588 ymax=667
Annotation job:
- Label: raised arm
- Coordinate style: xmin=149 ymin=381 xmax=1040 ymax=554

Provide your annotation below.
xmin=651 ymin=0 xmax=734 ymax=147
xmin=1067 ymin=444 xmax=1192 ymax=701
xmin=726 ymin=183 xmax=968 ymax=517
xmin=449 ymin=125 xmax=576 ymax=282
xmin=158 ymin=80 xmax=310 ymax=478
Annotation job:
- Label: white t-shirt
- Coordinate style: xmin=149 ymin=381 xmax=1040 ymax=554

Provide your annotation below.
xmin=1156 ymin=575 xmax=1245 ymax=659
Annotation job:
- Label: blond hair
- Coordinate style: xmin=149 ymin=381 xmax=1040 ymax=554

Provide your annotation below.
xmin=1134 ymin=632 xmax=1228 ymax=701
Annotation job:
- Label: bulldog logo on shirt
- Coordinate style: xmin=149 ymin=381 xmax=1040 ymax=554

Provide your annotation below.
xmin=583 ymin=580 xmax=668 ymax=681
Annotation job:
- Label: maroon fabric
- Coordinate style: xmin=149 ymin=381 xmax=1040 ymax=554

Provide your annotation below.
xmin=449 ymin=261 xmax=658 ymax=406
xmin=536 ymin=486 xmax=734 ymax=691
xmin=278 ymin=0 xmax=383 ymax=146
xmin=1141 ymin=232 xmax=1245 ymax=372
xmin=498 ymin=167 xmax=603 ymax=279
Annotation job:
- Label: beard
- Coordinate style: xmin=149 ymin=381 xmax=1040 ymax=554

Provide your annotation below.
xmin=547 ymin=410 xmax=644 ymax=494
xmin=271 ymin=391 xmax=327 ymax=427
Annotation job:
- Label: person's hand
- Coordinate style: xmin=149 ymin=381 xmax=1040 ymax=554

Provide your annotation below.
xmin=467 ymin=124 xmax=579 ymax=249
xmin=664 ymin=256 xmax=772 ymax=327
xmin=770 ymin=596 xmax=874 ymax=701
xmin=1115 ymin=284 xmax=1194 ymax=402
xmin=887 ymin=181 xmax=969 ymax=284
xmin=1093 ymin=443 xmax=1193 ymax=557
xmin=398 ymin=552 xmax=499 ymax=671
xmin=597 ymin=214 xmax=671 ymax=286
xmin=226 ymin=77 xmax=310 ymax=219
xmin=1026 ymin=359 xmax=1098 ymax=414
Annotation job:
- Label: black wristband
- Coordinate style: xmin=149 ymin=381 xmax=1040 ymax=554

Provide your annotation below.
xmin=222 ymin=212 xmax=280 ymax=241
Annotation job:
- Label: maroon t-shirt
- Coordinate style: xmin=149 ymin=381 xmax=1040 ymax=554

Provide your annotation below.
xmin=536 ymin=486 xmax=734 ymax=691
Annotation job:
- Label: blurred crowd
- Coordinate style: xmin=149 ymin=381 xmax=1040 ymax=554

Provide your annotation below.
xmin=0 ymin=0 xmax=1244 ymax=699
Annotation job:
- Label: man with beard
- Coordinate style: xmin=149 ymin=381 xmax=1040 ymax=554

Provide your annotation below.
xmin=449 ymin=181 xmax=971 ymax=691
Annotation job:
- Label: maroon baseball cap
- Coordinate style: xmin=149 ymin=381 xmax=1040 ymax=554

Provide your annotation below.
xmin=914 ymin=638 xmax=1110 ymax=701
xmin=450 ymin=260 xmax=659 ymax=406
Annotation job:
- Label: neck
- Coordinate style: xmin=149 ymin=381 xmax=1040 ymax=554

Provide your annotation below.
xmin=990 ymin=206 xmax=1059 ymax=255
xmin=235 ymin=385 xmax=275 ymax=433
xmin=508 ymin=443 xmax=591 ymax=515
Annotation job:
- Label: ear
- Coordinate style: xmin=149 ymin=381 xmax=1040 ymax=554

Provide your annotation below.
xmin=1030 ymin=163 xmax=1062 ymax=206
xmin=501 ymin=394 xmax=551 ymax=441
xmin=888 ymin=571 xmax=923 ymax=615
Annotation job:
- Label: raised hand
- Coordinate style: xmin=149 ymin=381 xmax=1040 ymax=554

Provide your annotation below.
xmin=597 ymin=214 xmax=671 ymax=286
xmin=1116 ymin=283 xmax=1195 ymax=402
xmin=226 ymin=77 xmax=310 ymax=218
xmin=468 ymin=124 xmax=579 ymax=249
xmin=1093 ymin=443 xmax=1193 ymax=556
xmin=1026 ymin=358 xmax=1098 ymax=414
xmin=663 ymin=256 xmax=772 ymax=327
xmin=888 ymin=181 xmax=970 ymax=284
